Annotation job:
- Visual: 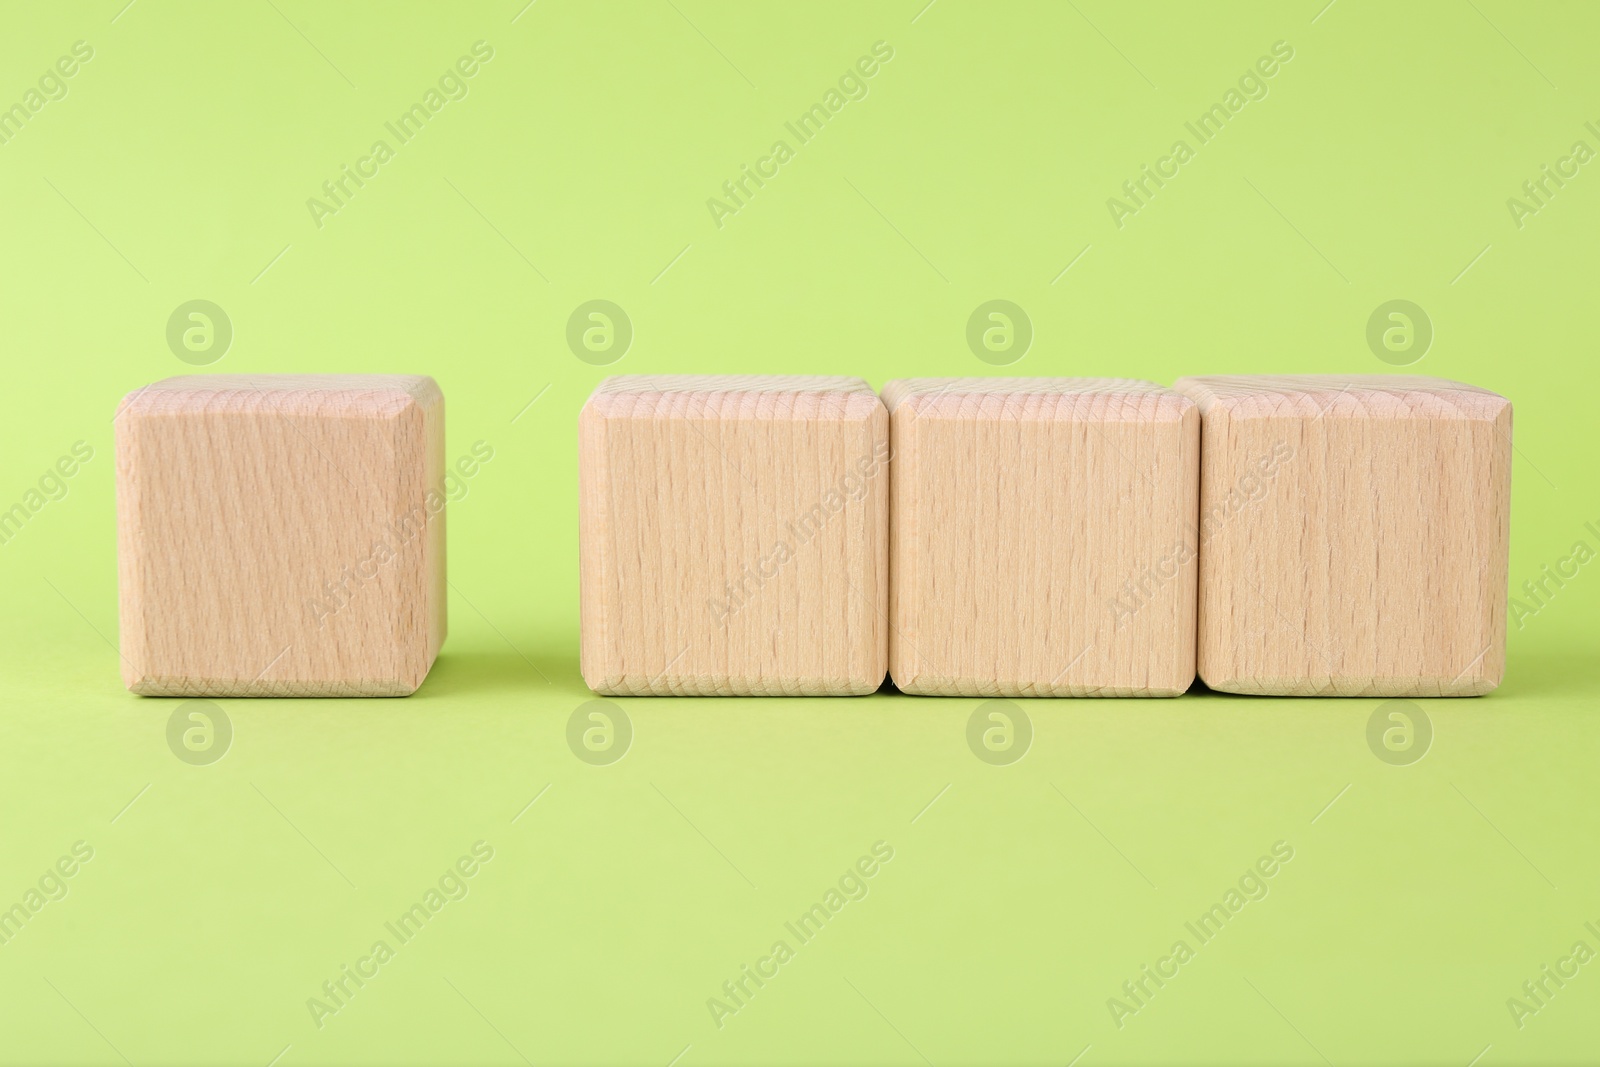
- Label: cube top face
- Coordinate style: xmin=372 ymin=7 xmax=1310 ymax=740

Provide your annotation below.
xmin=587 ymin=375 xmax=882 ymax=421
xmin=117 ymin=374 xmax=446 ymax=697
xmin=884 ymin=376 xmax=1190 ymax=410
xmin=1172 ymin=375 xmax=1511 ymax=697
xmin=121 ymin=374 xmax=441 ymax=418
xmin=580 ymin=376 xmax=887 ymax=696
xmin=886 ymin=377 xmax=1199 ymax=697
xmin=1175 ymin=375 xmax=1508 ymax=421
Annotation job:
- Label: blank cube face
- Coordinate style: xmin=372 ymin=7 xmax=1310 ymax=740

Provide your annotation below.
xmin=885 ymin=379 xmax=1199 ymax=697
xmin=579 ymin=376 xmax=888 ymax=696
xmin=1174 ymin=375 xmax=1511 ymax=697
xmin=117 ymin=375 xmax=446 ymax=697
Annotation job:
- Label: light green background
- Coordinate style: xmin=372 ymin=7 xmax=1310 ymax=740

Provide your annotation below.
xmin=2 ymin=1 xmax=1597 ymax=1064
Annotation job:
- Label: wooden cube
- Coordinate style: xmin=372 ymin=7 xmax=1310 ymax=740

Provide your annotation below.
xmin=1172 ymin=375 xmax=1511 ymax=696
xmin=884 ymin=378 xmax=1198 ymax=697
xmin=579 ymin=376 xmax=887 ymax=695
xmin=117 ymin=375 xmax=446 ymax=697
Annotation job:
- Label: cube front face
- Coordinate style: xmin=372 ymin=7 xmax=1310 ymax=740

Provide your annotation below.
xmin=1176 ymin=375 xmax=1510 ymax=697
xmin=117 ymin=375 xmax=446 ymax=697
xmin=885 ymin=379 xmax=1199 ymax=697
xmin=579 ymin=376 xmax=888 ymax=696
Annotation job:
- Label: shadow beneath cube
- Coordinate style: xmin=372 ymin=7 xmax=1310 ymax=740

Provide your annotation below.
xmin=1497 ymin=646 xmax=1593 ymax=701
xmin=416 ymin=648 xmax=582 ymax=700
xmin=1181 ymin=674 xmax=1211 ymax=697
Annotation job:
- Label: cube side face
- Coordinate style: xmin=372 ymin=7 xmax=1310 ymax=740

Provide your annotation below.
xmin=579 ymin=389 xmax=888 ymax=696
xmin=1196 ymin=397 xmax=1509 ymax=696
xmin=397 ymin=389 xmax=447 ymax=688
xmin=577 ymin=402 xmax=615 ymax=691
xmin=889 ymin=390 xmax=1198 ymax=697
xmin=117 ymin=384 xmax=444 ymax=696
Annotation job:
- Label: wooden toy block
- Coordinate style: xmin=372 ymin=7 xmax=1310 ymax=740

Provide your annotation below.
xmin=1172 ymin=375 xmax=1511 ymax=697
xmin=116 ymin=375 xmax=446 ymax=697
xmin=883 ymin=378 xmax=1199 ymax=697
xmin=579 ymin=375 xmax=888 ymax=696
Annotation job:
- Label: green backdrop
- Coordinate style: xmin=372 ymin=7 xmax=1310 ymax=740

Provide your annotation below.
xmin=1 ymin=2 xmax=1596 ymax=1064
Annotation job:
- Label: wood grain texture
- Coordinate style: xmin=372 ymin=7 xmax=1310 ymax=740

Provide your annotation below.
xmin=579 ymin=375 xmax=888 ymax=696
xmin=1172 ymin=374 xmax=1511 ymax=697
xmin=884 ymin=378 xmax=1198 ymax=697
xmin=116 ymin=375 xmax=446 ymax=697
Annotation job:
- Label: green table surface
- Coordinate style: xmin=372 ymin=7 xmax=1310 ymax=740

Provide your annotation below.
xmin=2 ymin=2 xmax=1597 ymax=1064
